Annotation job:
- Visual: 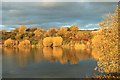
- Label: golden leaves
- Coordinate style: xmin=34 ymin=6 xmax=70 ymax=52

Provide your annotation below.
xmin=43 ymin=37 xmax=53 ymax=47
xmin=18 ymin=39 xmax=31 ymax=48
xmin=70 ymin=25 xmax=79 ymax=31
xmin=43 ymin=37 xmax=63 ymax=47
xmin=92 ymin=6 xmax=119 ymax=74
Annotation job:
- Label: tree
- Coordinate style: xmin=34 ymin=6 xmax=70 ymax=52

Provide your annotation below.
xmin=57 ymin=27 xmax=68 ymax=37
xmin=75 ymin=31 xmax=92 ymax=39
xmin=4 ymin=39 xmax=15 ymax=47
xmin=70 ymin=25 xmax=79 ymax=31
xmin=43 ymin=37 xmax=53 ymax=47
xmin=18 ymin=39 xmax=31 ymax=47
xmin=34 ymin=28 xmax=43 ymax=39
xmin=15 ymin=33 xmax=23 ymax=40
xmin=52 ymin=37 xmax=63 ymax=47
xmin=92 ymin=6 xmax=119 ymax=73
xmin=2 ymin=31 xmax=11 ymax=40
xmin=18 ymin=25 xmax=27 ymax=33
xmin=47 ymin=28 xmax=58 ymax=36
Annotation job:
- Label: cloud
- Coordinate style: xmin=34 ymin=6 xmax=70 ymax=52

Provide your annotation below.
xmin=84 ymin=23 xmax=100 ymax=30
xmin=1 ymin=2 xmax=118 ymax=30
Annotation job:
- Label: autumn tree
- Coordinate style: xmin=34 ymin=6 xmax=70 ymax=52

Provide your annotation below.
xmin=52 ymin=37 xmax=63 ymax=47
xmin=33 ymin=28 xmax=43 ymax=39
xmin=70 ymin=25 xmax=79 ymax=31
xmin=92 ymin=6 xmax=119 ymax=73
xmin=70 ymin=25 xmax=79 ymax=37
xmin=4 ymin=39 xmax=15 ymax=47
xmin=2 ymin=31 xmax=11 ymax=40
xmin=18 ymin=39 xmax=31 ymax=47
xmin=75 ymin=31 xmax=92 ymax=39
xmin=57 ymin=27 xmax=69 ymax=37
xmin=43 ymin=37 xmax=53 ymax=47
xmin=18 ymin=25 xmax=27 ymax=33
xmin=15 ymin=33 xmax=24 ymax=40
xmin=47 ymin=28 xmax=58 ymax=37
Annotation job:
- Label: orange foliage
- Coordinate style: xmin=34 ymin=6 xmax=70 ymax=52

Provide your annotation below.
xmin=18 ymin=40 xmax=31 ymax=47
xmin=43 ymin=37 xmax=53 ymax=47
xmin=52 ymin=37 xmax=63 ymax=47
xmin=18 ymin=25 xmax=27 ymax=33
xmin=4 ymin=39 xmax=15 ymax=47
xmin=70 ymin=25 xmax=79 ymax=31
xmin=43 ymin=37 xmax=63 ymax=47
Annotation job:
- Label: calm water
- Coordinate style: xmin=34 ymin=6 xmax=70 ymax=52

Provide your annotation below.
xmin=2 ymin=47 xmax=99 ymax=78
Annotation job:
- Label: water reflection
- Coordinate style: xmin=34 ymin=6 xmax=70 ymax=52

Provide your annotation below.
xmin=2 ymin=47 xmax=92 ymax=66
xmin=43 ymin=47 xmax=53 ymax=61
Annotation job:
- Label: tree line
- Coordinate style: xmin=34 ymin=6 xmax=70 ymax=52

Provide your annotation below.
xmin=1 ymin=25 xmax=93 ymax=49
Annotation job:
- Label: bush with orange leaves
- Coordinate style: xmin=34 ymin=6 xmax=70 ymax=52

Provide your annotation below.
xmin=4 ymin=39 xmax=15 ymax=47
xmin=18 ymin=25 xmax=27 ymax=33
xmin=18 ymin=40 xmax=31 ymax=47
xmin=43 ymin=37 xmax=63 ymax=47
xmin=70 ymin=25 xmax=79 ymax=31
xmin=52 ymin=37 xmax=63 ymax=47
xmin=43 ymin=37 xmax=53 ymax=47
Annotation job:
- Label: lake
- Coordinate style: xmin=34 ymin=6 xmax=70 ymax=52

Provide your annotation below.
xmin=1 ymin=47 xmax=100 ymax=78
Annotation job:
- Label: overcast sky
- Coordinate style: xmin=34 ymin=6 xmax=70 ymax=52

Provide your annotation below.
xmin=1 ymin=2 xmax=118 ymax=30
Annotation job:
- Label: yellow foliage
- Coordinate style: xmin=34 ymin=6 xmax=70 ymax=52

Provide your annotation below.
xmin=43 ymin=37 xmax=53 ymax=47
xmin=59 ymin=27 xmax=68 ymax=32
xmin=52 ymin=37 xmax=63 ymax=47
xmin=43 ymin=37 xmax=63 ymax=47
xmin=4 ymin=39 xmax=15 ymax=47
xmin=18 ymin=25 xmax=27 ymax=33
xmin=92 ymin=6 xmax=119 ymax=73
xmin=70 ymin=25 xmax=79 ymax=31
xmin=57 ymin=27 xmax=68 ymax=36
xmin=47 ymin=28 xmax=58 ymax=36
xmin=76 ymin=31 xmax=92 ymax=38
xmin=33 ymin=28 xmax=43 ymax=37
xmin=91 ymin=50 xmax=100 ymax=60
xmin=18 ymin=40 xmax=31 ymax=47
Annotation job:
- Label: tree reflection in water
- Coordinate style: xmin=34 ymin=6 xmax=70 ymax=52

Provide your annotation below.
xmin=2 ymin=47 xmax=92 ymax=67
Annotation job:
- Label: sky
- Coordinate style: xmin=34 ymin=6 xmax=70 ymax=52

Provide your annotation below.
xmin=1 ymin=1 xmax=118 ymax=30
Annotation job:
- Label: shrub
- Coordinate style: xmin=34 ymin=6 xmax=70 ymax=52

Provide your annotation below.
xmin=18 ymin=25 xmax=27 ymax=33
xmin=70 ymin=25 xmax=79 ymax=31
xmin=43 ymin=37 xmax=63 ymax=47
xmin=52 ymin=37 xmax=63 ymax=47
xmin=4 ymin=39 xmax=15 ymax=47
xmin=43 ymin=37 xmax=53 ymax=47
xmin=18 ymin=40 xmax=31 ymax=47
